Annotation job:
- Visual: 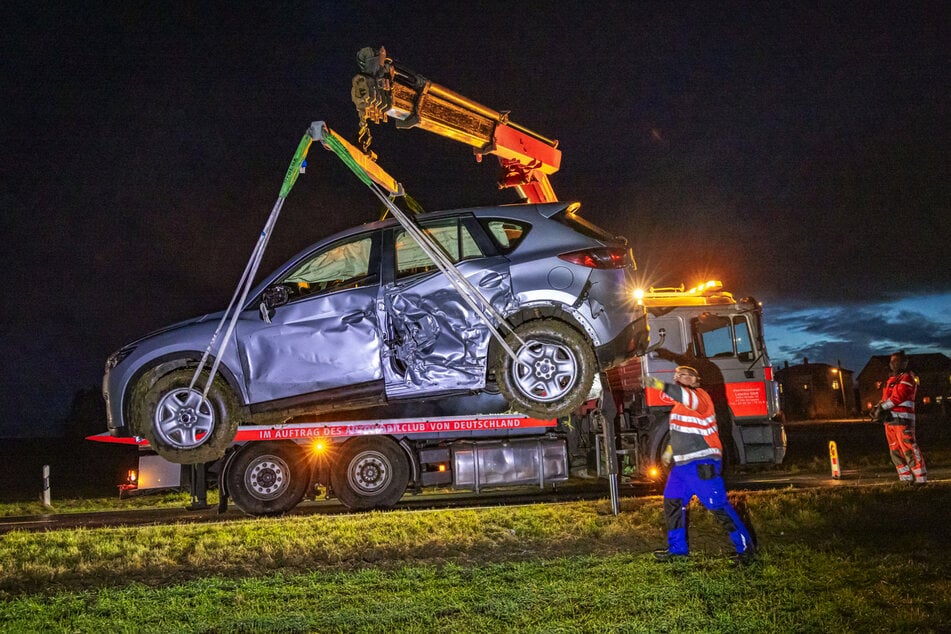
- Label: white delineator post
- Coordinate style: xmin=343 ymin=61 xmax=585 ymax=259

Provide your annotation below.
xmin=41 ymin=465 xmax=51 ymax=507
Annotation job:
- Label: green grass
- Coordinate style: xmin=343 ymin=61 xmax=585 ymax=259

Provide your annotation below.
xmin=0 ymin=489 xmax=217 ymax=518
xmin=1 ymin=484 xmax=949 ymax=632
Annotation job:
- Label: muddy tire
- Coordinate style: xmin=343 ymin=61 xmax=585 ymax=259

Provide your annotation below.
xmin=132 ymin=368 xmax=239 ymax=464
xmin=495 ymin=319 xmax=596 ymax=419
xmin=226 ymin=442 xmax=310 ymax=516
xmin=330 ymin=437 xmax=409 ymax=510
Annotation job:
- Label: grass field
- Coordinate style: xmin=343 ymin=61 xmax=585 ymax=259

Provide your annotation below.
xmin=1 ymin=482 xmax=949 ymax=632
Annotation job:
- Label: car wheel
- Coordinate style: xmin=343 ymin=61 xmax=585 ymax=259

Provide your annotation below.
xmin=133 ymin=368 xmax=239 ymax=464
xmin=226 ymin=442 xmax=310 ymax=516
xmin=495 ymin=319 xmax=596 ymax=419
xmin=330 ymin=437 xmax=409 ymax=510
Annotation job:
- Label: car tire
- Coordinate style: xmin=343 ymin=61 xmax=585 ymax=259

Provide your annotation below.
xmin=226 ymin=442 xmax=311 ymax=516
xmin=495 ymin=319 xmax=596 ymax=419
xmin=132 ymin=368 xmax=239 ymax=464
xmin=330 ymin=437 xmax=409 ymax=510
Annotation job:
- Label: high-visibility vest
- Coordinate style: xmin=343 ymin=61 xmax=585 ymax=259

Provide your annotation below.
xmin=660 ymin=385 xmax=723 ymax=464
xmin=882 ymin=371 xmax=917 ymax=422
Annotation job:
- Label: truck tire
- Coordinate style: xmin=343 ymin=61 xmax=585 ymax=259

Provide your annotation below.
xmin=132 ymin=368 xmax=239 ymax=465
xmin=495 ymin=319 xmax=596 ymax=419
xmin=226 ymin=442 xmax=310 ymax=516
xmin=330 ymin=437 xmax=409 ymax=510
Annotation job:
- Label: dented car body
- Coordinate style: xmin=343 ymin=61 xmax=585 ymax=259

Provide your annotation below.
xmin=104 ymin=202 xmax=649 ymax=462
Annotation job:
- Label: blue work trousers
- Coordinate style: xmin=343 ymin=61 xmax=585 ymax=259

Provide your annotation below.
xmin=663 ymin=459 xmax=753 ymax=555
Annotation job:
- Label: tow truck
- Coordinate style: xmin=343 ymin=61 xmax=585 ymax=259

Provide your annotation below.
xmin=604 ymin=281 xmax=786 ymax=480
xmin=91 ymin=48 xmax=785 ymax=515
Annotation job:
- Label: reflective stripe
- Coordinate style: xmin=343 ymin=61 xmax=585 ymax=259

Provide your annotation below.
xmin=670 ymin=413 xmax=717 ymax=427
xmin=670 ymin=423 xmax=719 ymax=436
xmin=892 ymin=411 xmax=916 ymax=420
xmin=674 ymin=447 xmax=721 ymax=463
xmin=677 ymin=389 xmax=699 ymax=410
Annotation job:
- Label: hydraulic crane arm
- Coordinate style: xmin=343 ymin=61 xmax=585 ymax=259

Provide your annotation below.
xmin=351 ymin=46 xmax=561 ymax=203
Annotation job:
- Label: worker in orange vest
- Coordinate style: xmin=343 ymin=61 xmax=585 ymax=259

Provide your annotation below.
xmin=646 ymin=365 xmax=755 ymax=564
xmin=872 ymin=351 xmax=927 ymax=483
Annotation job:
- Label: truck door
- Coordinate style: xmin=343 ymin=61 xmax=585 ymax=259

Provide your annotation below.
xmin=692 ymin=313 xmax=769 ymax=419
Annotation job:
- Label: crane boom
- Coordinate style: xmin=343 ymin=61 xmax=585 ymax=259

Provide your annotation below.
xmin=351 ymin=46 xmax=561 ymax=203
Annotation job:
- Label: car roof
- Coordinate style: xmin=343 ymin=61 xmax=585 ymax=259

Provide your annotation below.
xmin=352 ymin=200 xmax=575 ymax=234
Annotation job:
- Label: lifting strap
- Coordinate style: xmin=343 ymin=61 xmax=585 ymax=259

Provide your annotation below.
xmin=191 ymin=122 xmax=525 ymax=401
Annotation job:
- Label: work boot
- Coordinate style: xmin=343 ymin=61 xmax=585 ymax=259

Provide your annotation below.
xmin=730 ymin=547 xmax=756 ymax=566
xmin=653 ymin=548 xmax=688 ymax=562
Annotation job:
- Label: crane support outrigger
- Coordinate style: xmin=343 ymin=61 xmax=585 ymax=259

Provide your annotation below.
xmin=351 ymin=46 xmax=562 ymax=204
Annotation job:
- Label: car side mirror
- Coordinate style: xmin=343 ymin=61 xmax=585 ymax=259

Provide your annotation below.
xmin=259 ymin=284 xmax=291 ymax=323
xmin=263 ymin=284 xmax=291 ymax=309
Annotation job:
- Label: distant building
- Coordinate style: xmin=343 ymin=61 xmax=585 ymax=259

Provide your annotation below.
xmin=776 ymin=358 xmax=856 ymax=420
xmin=857 ymin=353 xmax=951 ymax=416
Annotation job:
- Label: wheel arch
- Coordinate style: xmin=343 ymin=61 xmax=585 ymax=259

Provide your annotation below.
xmin=488 ymin=305 xmax=595 ymax=371
xmin=123 ymin=352 xmax=245 ymax=429
xmin=329 ymin=435 xmax=419 ymax=481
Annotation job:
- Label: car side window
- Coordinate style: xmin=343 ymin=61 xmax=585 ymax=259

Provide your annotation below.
xmin=395 ymin=219 xmax=483 ymax=279
xmin=282 ymin=234 xmax=376 ymax=299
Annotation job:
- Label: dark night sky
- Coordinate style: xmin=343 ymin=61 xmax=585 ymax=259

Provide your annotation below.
xmin=3 ymin=2 xmax=949 ymax=436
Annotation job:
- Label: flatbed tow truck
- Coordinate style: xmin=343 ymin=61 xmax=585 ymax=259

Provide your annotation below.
xmin=91 ymin=48 xmax=785 ymax=515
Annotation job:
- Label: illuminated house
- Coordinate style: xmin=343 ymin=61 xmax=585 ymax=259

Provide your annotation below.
xmin=775 ymin=359 xmax=855 ymax=420
xmin=857 ymin=353 xmax=951 ymax=416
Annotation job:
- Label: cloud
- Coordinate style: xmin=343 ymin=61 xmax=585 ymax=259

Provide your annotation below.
xmin=764 ymin=293 xmax=951 ymax=371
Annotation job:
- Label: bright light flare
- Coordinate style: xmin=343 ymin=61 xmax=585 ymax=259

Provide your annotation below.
xmin=311 ymin=439 xmax=327 ymax=455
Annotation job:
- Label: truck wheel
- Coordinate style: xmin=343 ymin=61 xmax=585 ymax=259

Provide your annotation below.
xmin=495 ymin=319 xmax=596 ymax=419
xmin=226 ymin=442 xmax=310 ymax=516
xmin=331 ymin=437 xmax=409 ymax=510
xmin=133 ymin=368 xmax=239 ymax=465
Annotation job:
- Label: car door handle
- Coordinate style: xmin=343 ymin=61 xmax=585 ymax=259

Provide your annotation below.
xmin=342 ymin=311 xmax=366 ymax=324
xmin=479 ymin=272 xmax=504 ymax=288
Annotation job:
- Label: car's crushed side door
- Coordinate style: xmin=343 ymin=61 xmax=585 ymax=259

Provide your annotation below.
xmin=380 ymin=218 xmax=516 ymax=398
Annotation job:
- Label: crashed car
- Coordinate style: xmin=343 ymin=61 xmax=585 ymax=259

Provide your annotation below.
xmin=103 ymin=201 xmax=649 ymax=463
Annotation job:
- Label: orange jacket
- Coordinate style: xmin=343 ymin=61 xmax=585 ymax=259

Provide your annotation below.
xmin=660 ymin=383 xmax=723 ymax=464
xmin=882 ymin=370 xmax=917 ymax=423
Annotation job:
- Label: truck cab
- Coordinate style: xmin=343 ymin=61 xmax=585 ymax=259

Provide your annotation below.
xmin=605 ymin=281 xmax=786 ymax=478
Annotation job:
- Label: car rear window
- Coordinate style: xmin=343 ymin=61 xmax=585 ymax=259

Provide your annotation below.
xmin=551 ymin=209 xmax=622 ymax=244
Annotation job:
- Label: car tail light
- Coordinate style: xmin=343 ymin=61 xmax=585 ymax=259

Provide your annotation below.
xmin=764 ymin=366 xmax=774 ymax=381
xmin=558 ymin=247 xmax=630 ymax=269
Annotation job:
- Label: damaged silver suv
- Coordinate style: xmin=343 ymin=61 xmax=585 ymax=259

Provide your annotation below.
xmin=104 ymin=201 xmax=649 ymax=463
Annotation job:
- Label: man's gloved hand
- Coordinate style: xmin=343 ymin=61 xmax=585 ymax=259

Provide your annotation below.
xmin=644 ymin=375 xmax=665 ymax=392
xmin=870 ymin=404 xmax=894 ymax=424
xmin=661 ymin=444 xmax=673 ymax=466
